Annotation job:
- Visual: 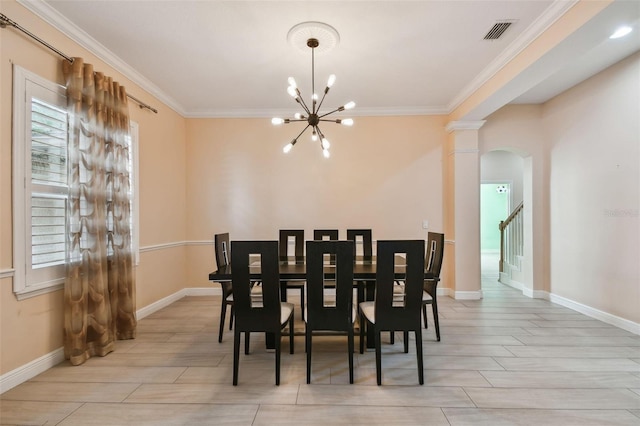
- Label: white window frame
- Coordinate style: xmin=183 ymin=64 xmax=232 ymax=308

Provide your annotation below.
xmin=12 ymin=65 xmax=140 ymax=300
xmin=13 ymin=65 xmax=68 ymax=299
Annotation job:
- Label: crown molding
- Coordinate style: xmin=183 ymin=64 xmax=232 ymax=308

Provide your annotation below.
xmin=445 ymin=120 xmax=486 ymax=132
xmin=17 ymin=0 xmax=187 ymax=116
xmin=17 ymin=0 xmax=577 ymax=119
xmin=446 ymin=0 xmax=579 ymax=113
xmin=183 ymin=105 xmax=449 ymax=119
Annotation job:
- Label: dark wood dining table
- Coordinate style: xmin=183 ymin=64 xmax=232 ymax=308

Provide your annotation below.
xmin=208 ymin=255 xmax=434 ymax=349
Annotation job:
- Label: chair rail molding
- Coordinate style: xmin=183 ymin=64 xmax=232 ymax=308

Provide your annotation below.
xmin=140 ymin=240 xmax=214 ymax=253
xmin=0 ymin=268 xmax=15 ymax=279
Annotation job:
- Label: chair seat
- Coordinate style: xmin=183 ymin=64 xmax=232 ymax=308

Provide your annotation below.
xmin=281 ymin=302 xmax=294 ymax=325
xmin=393 ymin=284 xmax=433 ymax=302
xmin=359 ymin=301 xmax=375 ymax=324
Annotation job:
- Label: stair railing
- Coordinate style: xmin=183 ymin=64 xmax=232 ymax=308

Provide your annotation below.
xmin=499 ymin=202 xmax=524 ymax=273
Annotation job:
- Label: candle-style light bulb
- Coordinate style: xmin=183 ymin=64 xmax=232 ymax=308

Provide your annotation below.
xmin=311 ymin=129 xmax=318 ymax=141
xmin=283 ymin=143 xmax=293 ymax=153
xmin=272 ymin=117 xmax=284 ymax=125
xmin=288 ymin=77 xmax=297 ymax=88
xmin=287 ymin=86 xmax=297 ymax=98
xmin=340 ymin=118 xmax=354 ymax=126
xmin=327 ymin=74 xmax=336 ymax=88
xmin=344 ymin=101 xmax=356 ymax=110
xmin=321 ymin=138 xmax=330 ymax=150
xmin=323 ymin=148 xmax=330 ymax=158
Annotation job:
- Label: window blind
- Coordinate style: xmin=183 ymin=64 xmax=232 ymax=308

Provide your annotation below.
xmin=30 ymin=98 xmax=68 ymax=269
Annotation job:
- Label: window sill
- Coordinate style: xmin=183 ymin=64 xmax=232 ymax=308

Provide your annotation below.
xmin=15 ymin=282 xmax=64 ymax=301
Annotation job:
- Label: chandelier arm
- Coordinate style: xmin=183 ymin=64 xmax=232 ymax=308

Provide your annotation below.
xmin=316 ymin=91 xmax=329 ymax=113
xmin=296 ymin=96 xmax=312 ymax=115
xmin=292 ymin=123 xmax=312 ymax=142
xmin=318 ymin=107 xmax=342 ymax=119
xmin=318 ymin=119 xmax=342 ymax=123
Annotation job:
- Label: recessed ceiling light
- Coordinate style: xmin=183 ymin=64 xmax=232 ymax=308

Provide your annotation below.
xmin=610 ymin=26 xmax=632 ymax=39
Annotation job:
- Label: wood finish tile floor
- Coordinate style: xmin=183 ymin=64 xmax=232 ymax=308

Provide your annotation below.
xmin=2 ymin=256 xmax=640 ymax=425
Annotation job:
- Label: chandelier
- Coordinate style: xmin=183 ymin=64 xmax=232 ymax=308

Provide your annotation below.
xmin=272 ymin=22 xmax=355 ymax=158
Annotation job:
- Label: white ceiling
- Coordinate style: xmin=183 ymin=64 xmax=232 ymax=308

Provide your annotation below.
xmin=24 ymin=0 xmax=640 ymax=118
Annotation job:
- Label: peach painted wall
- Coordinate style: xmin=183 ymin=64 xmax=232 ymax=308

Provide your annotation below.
xmin=481 ymin=104 xmax=550 ymax=294
xmin=480 ymin=54 xmax=639 ymax=324
xmin=0 ymin=1 xmax=188 ymax=375
xmin=543 ymin=52 xmax=639 ymax=323
xmin=185 ymin=115 xmax=447 ymax=288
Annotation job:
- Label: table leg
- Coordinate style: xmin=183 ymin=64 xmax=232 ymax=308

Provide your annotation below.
xmin=266 ymin=332 xmax=275 ymax=349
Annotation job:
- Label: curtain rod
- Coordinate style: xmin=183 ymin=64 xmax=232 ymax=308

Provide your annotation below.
xmin=0 ymin=12 xmax=158 ymax=114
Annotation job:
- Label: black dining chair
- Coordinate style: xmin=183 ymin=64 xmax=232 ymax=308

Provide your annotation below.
xmin=422 ymin=232 xmax=445 ymax=341
xmin=392 ymin=231 xmax=445 ymax=342
xmin=305 ymin=240 xmax=355 ymax=384
xmin=347 ymin=229 xmax=373 ymax=306
xmin=313 ymin=229 xmax=339 ymax=271
xmin=231 ymin=240 xmax=294 ymax=386
xmin=313 ymin=229 xmax=339 ymax=241
xmin=346 ymin=229 xmax=373 ymax=260
xmin=214 ymin=233 xmax=233 ymax=343
xmin=359 ymin=239 xmax=425 ymax=385
xmin=279 ymin=229 xmax=306 ymax=319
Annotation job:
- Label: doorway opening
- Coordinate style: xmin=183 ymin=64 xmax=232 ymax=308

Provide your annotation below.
xmin=481 ymin=182 xmax=510 ymax=288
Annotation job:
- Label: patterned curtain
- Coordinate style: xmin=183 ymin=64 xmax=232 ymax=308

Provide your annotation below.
xmin=62 ymin=58 xmax=137 ymax=366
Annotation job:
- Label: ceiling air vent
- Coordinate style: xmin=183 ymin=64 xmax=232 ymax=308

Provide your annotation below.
xmin=483 ymin=21 xmax=514 ymax=40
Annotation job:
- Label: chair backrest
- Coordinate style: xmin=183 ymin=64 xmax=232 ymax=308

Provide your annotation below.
xmin=425 ymin=232 xmax=445 ymax=278
xmin=279 ymin=229 xmax=304 ymax=260
xmin=313 ymin=230 xmax=339 ymax=262
xmin=305 ymin=240 xmax=354 ymax=330
xmin=346 ymin=229 xmax=373 ymax=259
xmin=374 ymin=240 xmax=425 ymax=330
xmin=313 ymin=229 xmax=339 ymax=241
xmin=214 ymin=232 xmax=230 ymax=269
xmin=231 ymin=240 xmax=282 ymax=332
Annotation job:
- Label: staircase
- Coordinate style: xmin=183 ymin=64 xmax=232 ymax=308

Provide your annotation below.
xmin=499 ymin=202 xmax=524 ymax=287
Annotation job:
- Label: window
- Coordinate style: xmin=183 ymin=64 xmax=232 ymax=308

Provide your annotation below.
xmin=13 ymin=66 xmax=68 ymax=299
xmin=12 ymin=66 xmax=139 ymax=299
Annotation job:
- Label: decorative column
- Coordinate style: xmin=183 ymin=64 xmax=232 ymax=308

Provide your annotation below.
xmin=443 ymin=121 xmax=485 ymax=300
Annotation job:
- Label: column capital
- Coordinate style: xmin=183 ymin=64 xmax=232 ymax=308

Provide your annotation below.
xmin=445 ymin=120 xmax=486 ymax=133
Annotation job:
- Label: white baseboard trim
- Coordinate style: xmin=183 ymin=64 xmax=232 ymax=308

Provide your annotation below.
xmin=438 ymin=287 xmax=451 ymax=297
xmin=522 ymin=288 xmax=548 ymax=299
xmin=136 ymin=289 xmax=188 ymax=320
xmin=185 ymin=287 xmax=219 ymax=296
xmin=0 ymin=347 xmax=65 ymax=394
xmin=454 ymin=290 xmax=483 ymax=300
xmin=505 ymin=279 xmax=524 ymax=292
xmin=548 ymin=293 xmax=640 ymax=335
xmin=136 ymin=287 xmax=221 ymax=320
